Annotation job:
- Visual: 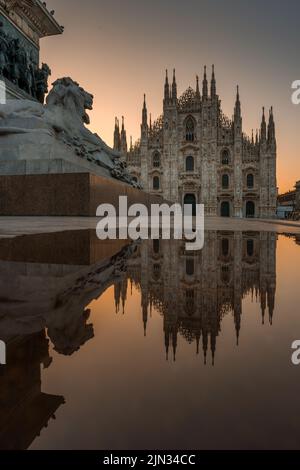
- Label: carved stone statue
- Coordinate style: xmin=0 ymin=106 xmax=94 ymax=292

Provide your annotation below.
xmin=25 ymin=57 xmax=36 ymax=97
xmin=0 ymin=22 xmax=9 ymax=77
xmin=9 ymin=38 xmax=22 ymax=85
xmin=35 ymin=63 xmax=51 ymax=103
xmin=0 ymin=21 xmax=52 ymax=102
xmin=0 ymin=77 xmax=141 ymax=187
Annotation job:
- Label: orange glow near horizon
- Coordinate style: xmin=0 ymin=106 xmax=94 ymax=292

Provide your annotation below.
xmin=40 ymin=0 xmax=300 ymax=195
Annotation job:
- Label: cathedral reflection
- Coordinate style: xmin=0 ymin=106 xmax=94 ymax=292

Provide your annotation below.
xmin=0 ymin=230 xmax=277 ymax=448
xmin=114 ymin=232 xmax=277 ymax=364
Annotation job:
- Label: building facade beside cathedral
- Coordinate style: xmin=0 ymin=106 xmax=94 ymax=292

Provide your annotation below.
xmin=114 ymin=67 xmax=277 ymax=218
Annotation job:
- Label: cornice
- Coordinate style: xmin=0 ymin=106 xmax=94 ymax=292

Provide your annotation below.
xmin=0 ymin=0 xmax=63 ymax=38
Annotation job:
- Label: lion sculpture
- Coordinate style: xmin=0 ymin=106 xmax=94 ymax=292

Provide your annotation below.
xmin=0 ymin=77 xmax=141 ymax=188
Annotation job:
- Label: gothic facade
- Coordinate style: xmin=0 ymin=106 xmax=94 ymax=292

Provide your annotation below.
xmin=114 ymin=67 xmax=277 ymax=218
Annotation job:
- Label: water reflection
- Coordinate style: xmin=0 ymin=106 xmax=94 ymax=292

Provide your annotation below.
xmin=0 ymin=231 xmax=135 ymax=449
xmin=0 ymin=331 xmax=64 ymax=450
xmin=123 ymin=232 xmax=276 ymax=363
xmin=0 ymin=232 xmax=135 ymax=350
xmin=0 ymin=229 xmax=282 ymax=449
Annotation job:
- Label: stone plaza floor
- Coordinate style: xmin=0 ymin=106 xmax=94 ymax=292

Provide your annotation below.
xmin=0 ymin=216 xmax=299 ymax=238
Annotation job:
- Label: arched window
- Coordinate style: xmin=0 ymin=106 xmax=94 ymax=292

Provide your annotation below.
xmin=185 ymin=156 xmax=194 ymax=172
xmin=246 ymin=201 xmax=255 ymax=218
xmin=185 ymin=117 xmax=195 ymax=142
xmin=184 ymin=194 xmax=196 ymax=217
xmin=221 ymin=149 xmax=230 ymax=165
xmin=222 ymin=174 xmax=229 ymax=189
xmin=152 ymin=152 xmax=160 ymax=168
xmin=220 ymin=201 xmax=230 ymax=217
xmin=153 ymin=176 xmax=160 ymax=190
xmin=247 ymin=173 xmax=254 ymax=188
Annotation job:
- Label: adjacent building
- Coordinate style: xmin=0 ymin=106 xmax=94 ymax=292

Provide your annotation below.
xmin=277 ymin=180 xmax=300 ymax=218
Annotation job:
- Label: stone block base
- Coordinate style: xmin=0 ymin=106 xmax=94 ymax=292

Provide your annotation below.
xmin=0 ymin=172 xmax=162 ymax=216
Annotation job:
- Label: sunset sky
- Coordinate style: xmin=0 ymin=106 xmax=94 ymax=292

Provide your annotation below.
xmin=41 ymin=0 xmax=300 ymax=193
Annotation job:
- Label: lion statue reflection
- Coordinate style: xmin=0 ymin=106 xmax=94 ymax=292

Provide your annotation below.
xmin=0 ymin=77 xmax=141 ymax=188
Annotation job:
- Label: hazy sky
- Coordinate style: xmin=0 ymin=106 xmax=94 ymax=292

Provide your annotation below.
xmin=41 ymin=0 xmax=300 ymax=192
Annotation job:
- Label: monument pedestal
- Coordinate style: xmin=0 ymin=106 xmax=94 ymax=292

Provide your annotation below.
xmin=0 ymin=172 xmax=161 ymax=216
xmin=0 ymin=78 xmax=149 ymax=216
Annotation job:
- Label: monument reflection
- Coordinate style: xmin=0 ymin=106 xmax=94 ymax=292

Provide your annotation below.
xmin=0 ymin=230 xmax=277 ymax=449
xmin=0 ymin=231 xmax=136 ymax=449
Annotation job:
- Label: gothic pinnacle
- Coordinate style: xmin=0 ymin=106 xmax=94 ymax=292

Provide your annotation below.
xmin=260 ymin=106 xmax=267 ymax=142
xmin=211 ymin=64 xmax=216 ymax=97
xmin=164 ymin=69 xmax=170 ymax=103
xmin=196 ymin=74 xmax=200 ymax=98
xmin=113 ymin=116 xmax=121 ymax=151
xmin=202 ymin=65 xmax=208 ymax=98
xmin=172 ymin=68 xmax=177 ymax=101
xmin=234 ymin=85 xmax=241 ymax=119
xmin=142 ymin=93 xmax=148 ymax=130
xmin=267 ymin=106 xmax=275 ymax=143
